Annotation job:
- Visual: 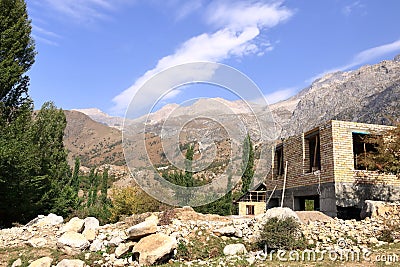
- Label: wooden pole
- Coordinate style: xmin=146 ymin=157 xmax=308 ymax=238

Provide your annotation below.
xmin=266 ymin=185 xmax=277 ymax=207
xmin=281 ymin=161 xmax=288 ymax=208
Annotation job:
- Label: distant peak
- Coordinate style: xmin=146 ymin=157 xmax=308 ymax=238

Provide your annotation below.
xmin=73 ymin=108 xmax=109 ymax=117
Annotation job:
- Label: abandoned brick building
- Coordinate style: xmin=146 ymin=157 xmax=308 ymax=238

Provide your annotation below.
xmin=237 ymin=120 xmax=399 ymax=218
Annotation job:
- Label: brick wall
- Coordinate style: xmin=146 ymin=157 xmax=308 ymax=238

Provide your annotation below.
xmin=267 ymin=121 xmax=335 ymax=192
xmin=331 ymin=120 xmax=398 ymax=186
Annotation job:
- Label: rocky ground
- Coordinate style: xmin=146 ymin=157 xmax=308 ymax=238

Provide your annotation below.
xmin=1 ymin=202 xmax=400 ymax=267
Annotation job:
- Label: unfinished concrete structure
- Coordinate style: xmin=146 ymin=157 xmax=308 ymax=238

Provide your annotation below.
xmin=238 ymin=120 xmax=399 ymax=218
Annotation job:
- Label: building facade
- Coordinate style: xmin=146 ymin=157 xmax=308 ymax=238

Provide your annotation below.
xmin=238 ymin=120 xmax=399 ymax=218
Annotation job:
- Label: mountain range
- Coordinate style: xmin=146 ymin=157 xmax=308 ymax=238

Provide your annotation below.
xmin=66 ymin=55 xmax=400 ymax=168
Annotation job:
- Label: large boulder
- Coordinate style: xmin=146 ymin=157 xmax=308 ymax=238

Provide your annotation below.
xmin=28 ymin=257 xmax=53 ymax=267
xmin=27 ymin=214 xmax=63 ymax=227
xmin=55 ymin=259 xmax=85 ymax=267
xmin=132 ymin=233 xmax=177 ymax=266
xmin=213 ymin=226 xmax=236 ymax=236
xmin=57 ymin=232 xmax=90 ymax=254
xmin=223 ymin=243 xmax=247 ymax=256
xmin=82 ymin=217 xmax=99 ymax=242
xmin=61 ymin=217 xmax=85 ymax=233
xmin=126 ymin=215 xmax=158 ymax=239
xmin=260 ymin=207 xmax=300 ymax=222
xmin=115 ymin=241 xmax=136 ymax=258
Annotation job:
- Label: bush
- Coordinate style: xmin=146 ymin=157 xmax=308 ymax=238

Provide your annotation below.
xmin=109 ymin=186 xmax=163 ymax=222
xmin=258 ymin=217 xmax=306 ymax=251
xmin=378 ymin=228 xmax=394 ymax=243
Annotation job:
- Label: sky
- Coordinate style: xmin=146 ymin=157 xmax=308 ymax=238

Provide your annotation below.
xmin=26 ymin=0 xmax=400 ymax=117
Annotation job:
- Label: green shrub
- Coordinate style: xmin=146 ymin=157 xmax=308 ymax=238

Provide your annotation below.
xmin=378 ymin=228 xmax=394 ymax=243
xmin=258 ymin=217 xmax=306 ymax=251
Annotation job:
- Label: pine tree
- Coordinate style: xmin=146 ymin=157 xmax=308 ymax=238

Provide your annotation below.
xmin=241 ymin=134 xmax=254 ymax=194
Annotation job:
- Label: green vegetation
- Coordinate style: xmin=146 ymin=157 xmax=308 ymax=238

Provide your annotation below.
xmin=258 ymin=217 xmax=306 ymax=251
xmin=241 ymin=134 xmax=254 ymax=194
xmin=108 ymin=186 xmax=164 ymax=222
xmin=362 ymin=123 xmax=400 ymax=176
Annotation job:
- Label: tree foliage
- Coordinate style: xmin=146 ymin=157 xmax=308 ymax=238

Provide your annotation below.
xmin=109 ymin=186 xmax=163 ymax=222
xmin=0 ymin=0 xmax=36 ymax=121
xmin=362 ymin=123 xmax=400 ymax=176
xmin=241 ymin=134 xmax=254 ymax=194
xmin=0 ymin=102 xmax=74 ymax=225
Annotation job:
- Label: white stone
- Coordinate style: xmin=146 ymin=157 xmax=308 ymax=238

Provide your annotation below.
xmin=126 ymin=216 xmax=157 ymax=239
xmin=90 ymin=239 xmax=104 ymax=252
xmin=223 ymin=244 xmax=247 ymax=256
xmin=61 ymin=217 xmax=85 ymax=233
xmin=11 ymin=258 xmax=22 ymax=267
xmin=55 ymin=259 xmax=85 ymax=267
xmin=27 ymin=237 xmax=47 ymax=248
xmin=115 ymin=241 xmax=135 ymax=258
xmin=57 ymin=231 xmax=90 ymax=250
xmin=262 ymin=207 xmax=300 ymax=222
xmin=28 ymin=257 xmax=53 ymax=267
xmin=132 ymin=233 xmax=177 ymax=266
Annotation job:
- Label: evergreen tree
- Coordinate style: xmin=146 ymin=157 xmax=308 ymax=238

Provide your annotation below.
xmin=71 ymin=158 xmax=81 ymax=192
xmin=0 ymin=0 xmax=36 ymax=122
xmin=0 ymin=102 xmax=73 ymax=224
xmin=101 ymin=168 xmax=109 ymax=204
xmin=241 ymin=134 xmax=254 ymax=194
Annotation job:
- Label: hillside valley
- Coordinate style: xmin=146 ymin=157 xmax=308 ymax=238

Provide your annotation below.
xmin=66 ymin=55 xmax=400 ymax=178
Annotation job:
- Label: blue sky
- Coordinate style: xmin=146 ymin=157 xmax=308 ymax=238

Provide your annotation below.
xmin=26 ymin=0 xmax=400 ymax=117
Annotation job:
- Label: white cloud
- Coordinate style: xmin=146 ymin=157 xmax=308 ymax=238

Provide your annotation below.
xmin=264 ymin=87 xmax=297 ymax=104
xmin=308 ymin=39 xmax=400 ymax=83
xmin=206 ymin=0 xmax=293 ymax=30
xmin=34 ymin=0 xmax=133 ymax=23
xmin=342 ymin=1 xmax=366 ymax=16
xmin=111 ymin=0 xmax=293 ymax=115
xmin=175 ymin=0 xmax=203 ymax=20
xmin=32 ymin=24 xmax=61 ymax=46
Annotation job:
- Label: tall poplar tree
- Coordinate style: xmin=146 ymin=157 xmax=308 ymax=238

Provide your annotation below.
xmin=241 ymin=134 xmax=254 ymax=194
xmin=0 ymin=0 xmax=36 ymax=122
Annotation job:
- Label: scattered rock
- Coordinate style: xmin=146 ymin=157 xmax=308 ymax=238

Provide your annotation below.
xmin=27 ymin=237 xmax=47 ymax=248
xmin=223 ymin=243 xmax=247 ymax=256
xmin=83 ymin=217 xmax=100 ymax=230
xmin=132 ymin=233 xmax=177 ymax=266
xmin=57 ymin=231 xmax=90 ymax=253
xmin=82 ymin=217 xmax=99 ymax=241
xmin=115 ymin=241 xmax=136 ymax=258
xmin=11 ymin=258 xmax=22 ymax=267
xmin=27 ymin=214 xmax=63 ymax=227
xmin=213 ymin=226 xmax=236 ymax=236
xmin=28 ymin=257 xmax=53 ymax=267
xmin=61 ymin=217 xmax=85 ymax=233
xmin=55 ymin=259 xmax=85 ymax=267
xmin=126 ymin=215 xmax=158 ymax=239
xmin=90 ymin=239 xmax=104 ymax=252
xmin=261 ymin=207 xmax=300 ymax=222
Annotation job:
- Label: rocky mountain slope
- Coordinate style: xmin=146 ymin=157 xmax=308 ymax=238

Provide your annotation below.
xmin=64 ymin=110 xmax=124 ymax=167
xmin=283 ymin=56 xmax=400 ymax=136
xmin=65 ymin=55 xmax=400 ymax=171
